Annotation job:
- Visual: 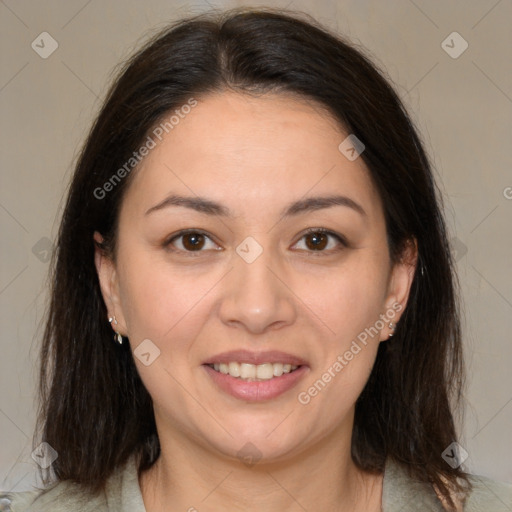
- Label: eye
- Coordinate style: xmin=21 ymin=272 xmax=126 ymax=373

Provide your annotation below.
xmin=164 ymin=229 xmax=220 ymax=254
xmin=293 ymin=228 xmax=347 ymax=253
xmin=164 ymin=227 xmax=347 ymax=256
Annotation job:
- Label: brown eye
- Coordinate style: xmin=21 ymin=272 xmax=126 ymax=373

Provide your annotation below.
xmin=304 ymin=231 xmax=329 ymax=251
xmin=181 ymin=232 xmax=206 ymax=251
xmin=294 ymin=228 xmax=347 ymax=253
xmin=165 ymin=230 xmax=218 ymax=253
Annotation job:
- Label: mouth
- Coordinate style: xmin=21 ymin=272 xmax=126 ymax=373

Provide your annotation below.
xmin=201 ymin=350 xmax=309 ymax=401
xmin=206 ymin=361 xmax=301 ymax=381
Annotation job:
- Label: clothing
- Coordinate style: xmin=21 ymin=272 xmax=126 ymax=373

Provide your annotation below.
xmin=1 ymin=456 xmax=511 ymax=511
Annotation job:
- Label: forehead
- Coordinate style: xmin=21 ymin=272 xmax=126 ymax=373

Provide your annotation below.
xmin=121 ymin=91 xmax=383 ymax=223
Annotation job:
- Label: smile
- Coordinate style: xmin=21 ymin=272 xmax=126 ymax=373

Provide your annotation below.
xmin=203 ymin=363 xmax=308 ymax=402
xmin=207 ymin=362 xmax=300 ymax=381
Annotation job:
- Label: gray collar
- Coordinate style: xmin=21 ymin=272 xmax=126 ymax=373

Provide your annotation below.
xmin=113 ymin=455 xmax=445 ymax=512
xmin=382 ymin=458 xmax=445 ymax=511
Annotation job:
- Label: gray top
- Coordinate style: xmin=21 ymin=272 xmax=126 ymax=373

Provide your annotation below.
xmin=1 ymin=456 xmax=511 ymax=511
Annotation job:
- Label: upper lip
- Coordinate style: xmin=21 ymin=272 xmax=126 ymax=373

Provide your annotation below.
xmin=202 ymin=350 xmax=308 ymax=366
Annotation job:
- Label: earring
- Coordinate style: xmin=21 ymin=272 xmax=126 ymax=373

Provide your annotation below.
xmin=109 ymin=315 xmax=123 ymax=345
xmin=115 ymin=332 xmax=123 ymax=345
xmin=388 ymin=322 xmax=396 ymax=338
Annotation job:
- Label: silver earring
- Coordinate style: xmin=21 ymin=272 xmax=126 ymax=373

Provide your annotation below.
xmin=109 ymin=316 xmax=123 ymax=344
xmin=388 ymin=322 xmax=396 ymax=337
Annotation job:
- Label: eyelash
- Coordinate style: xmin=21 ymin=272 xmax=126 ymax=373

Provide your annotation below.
xmin=163 ymin=227 xmax=348 ymax=256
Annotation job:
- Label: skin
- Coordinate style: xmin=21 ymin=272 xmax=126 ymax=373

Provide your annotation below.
xmin=94 ymin=91 xmax=417 ymax=512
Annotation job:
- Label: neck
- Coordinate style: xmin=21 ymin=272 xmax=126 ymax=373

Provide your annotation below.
xmin=139 ymin=421 xmax=383 ymax=512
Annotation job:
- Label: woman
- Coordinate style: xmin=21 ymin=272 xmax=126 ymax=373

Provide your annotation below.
xmin=1 ymin=7 xmax=510 ymax=512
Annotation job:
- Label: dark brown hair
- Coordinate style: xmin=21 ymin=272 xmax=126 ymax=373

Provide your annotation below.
xmin=36 ymin=6 xmax=470 ymax=509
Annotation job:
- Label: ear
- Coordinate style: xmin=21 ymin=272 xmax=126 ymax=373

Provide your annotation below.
xmin=93 ymin=231 xmax=128 ymax=336
xmin=380 ymin=237 xmax=418 ymax=341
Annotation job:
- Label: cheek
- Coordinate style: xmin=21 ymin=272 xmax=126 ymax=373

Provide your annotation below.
xmin=292 ymin=255 xmax=387 ymax=407
xmin=297 ymin=277 xmax=385 ymax=425
xmin=302 ymin=257 xmax=389 ymax=344
xmin=117 ymin=256 xmax=212 ymax=403
xmin=118 ymin=251 xmax=220 ymax=347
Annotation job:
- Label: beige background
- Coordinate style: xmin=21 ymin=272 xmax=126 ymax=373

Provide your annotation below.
xmin=1 ymin=0 xmax=511 ymax=493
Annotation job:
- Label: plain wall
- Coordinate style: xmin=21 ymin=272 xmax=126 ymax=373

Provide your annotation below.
xmin=1 ymin=0 xmax=511 ymax=492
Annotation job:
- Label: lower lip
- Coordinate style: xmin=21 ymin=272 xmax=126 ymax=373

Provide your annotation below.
xmin=203 ymin=364 xmax=308 ymax=402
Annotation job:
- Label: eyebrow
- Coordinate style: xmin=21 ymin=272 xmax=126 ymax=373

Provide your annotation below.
xmin=144 ymin=193 xmax=367 ymax=218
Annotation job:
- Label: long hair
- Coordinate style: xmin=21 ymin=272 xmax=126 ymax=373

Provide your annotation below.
xmin=36 ymin=7 xmax=470 ymax=508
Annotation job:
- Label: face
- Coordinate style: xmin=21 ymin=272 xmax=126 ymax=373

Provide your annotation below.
xmin=95 ymin=91 xmax=416 ymax=464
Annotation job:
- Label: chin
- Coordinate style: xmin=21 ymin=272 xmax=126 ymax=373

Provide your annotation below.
xmin=200 ymin=424 xmax=305 ymax=465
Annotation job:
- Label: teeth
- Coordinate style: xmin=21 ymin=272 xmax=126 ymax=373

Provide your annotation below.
xmin=240 ymin=363 xmax=256 ymax=379
xmin=228 ymin=362 xmax=240 ymax=377
xmin=273 ymin=363 xmax=283 ymax=376
xmin=210 ymin=362 xmax=299 ymax=380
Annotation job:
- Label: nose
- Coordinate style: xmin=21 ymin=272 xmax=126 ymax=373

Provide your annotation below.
xmin=218 ymin=241 xmax=297 ymax=334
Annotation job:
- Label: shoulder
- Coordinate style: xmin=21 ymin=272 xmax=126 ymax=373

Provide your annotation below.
xmin=0 ymin=491 xmax=39 ymax=512
xmin=383 ymin=458 xmax=512 ymax=511
xmin=463 ymin=472 xmax=512 ymax=511
xmin=0 ymin=456 xmax=145 ymax=512
xmin=0 ymin=481 xmax=107 ymax=512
